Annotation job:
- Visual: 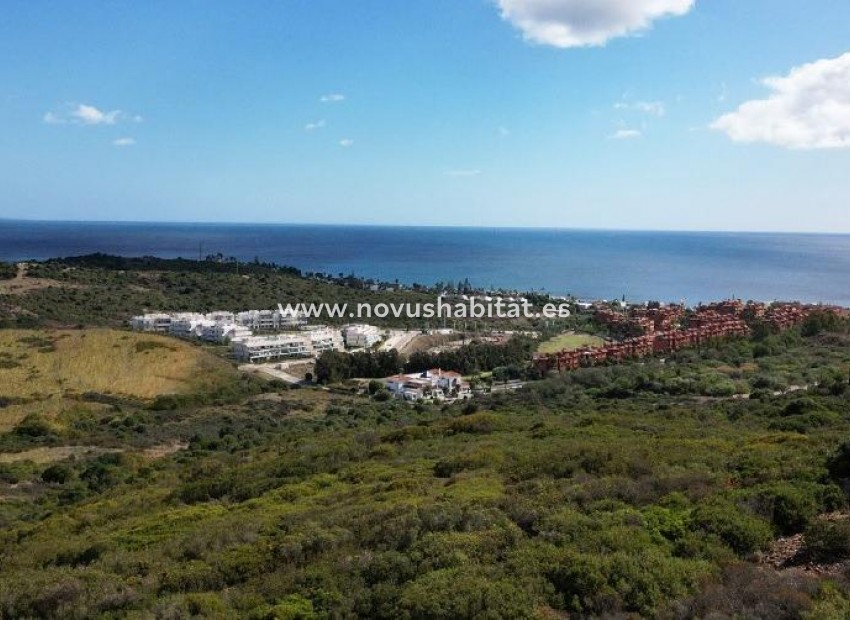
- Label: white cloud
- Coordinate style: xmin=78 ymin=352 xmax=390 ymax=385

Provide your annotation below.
xmin=615 ymin=100 xmax=666 ymax=116
xmin=113 ymin=137 xmax=135 ymax=147
xmin=711 ymin=52 xmax=850 ymax=150
xmin=71 ymin=104 xmax=121 ymax=125
xmin=446 ymin=169 xmax=482 ymax=177
xmin=609 ymin=129 xmax=642 ymax=140
xmin=43 ymin=103 xmax=132 ymax=126
xmin=304 ymin=120 xmax=326 ymax=132
xmin=43 ymin=111 xmax=64 ymax=125
xmin=320 ymin=93 xmax=345 ymax=103
xmin=496 ymin=0 xmax=695 ymax=48
xmin=339 ymin=138 xmax=354 ymax=147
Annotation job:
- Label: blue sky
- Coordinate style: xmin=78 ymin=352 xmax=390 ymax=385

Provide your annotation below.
xmin=2 ymin=0 xmax=850 ymax=232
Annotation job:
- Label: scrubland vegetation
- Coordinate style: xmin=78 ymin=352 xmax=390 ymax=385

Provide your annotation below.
xmin=0 ymin=255 xmax=439 ymax=330
xmin=0 ymin=262 xmax=16 ymax=280
xmin=1 ymin=257 xmax=850 ymax=618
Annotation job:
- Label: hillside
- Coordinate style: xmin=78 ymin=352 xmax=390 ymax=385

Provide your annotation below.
xmin=0 ymin=316 xmax=849 ymax=617
xmin=0 ymin=255 xmax=444 ymax=330
xmin=0 ymin=328 xmax=237 ymax=433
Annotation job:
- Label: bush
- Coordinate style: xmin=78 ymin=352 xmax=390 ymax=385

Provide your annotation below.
xmin=249 ymin=594 xmax=316 ymax=620
xmin=804 ymin=520 xmax=850 ymax=562
xmin=42 ymin=464 xmax=73 ymax=484
xmin=752 ymin=484 xmax=820 ymax=535
xmin=691 ymin=500 xmax=773 ymax=556
xmin=445 ymin=413 xmax=502 ymax=435
xmin=827 ymin=440 xmax=850 ymax=481
xmin=14 ymin=413 xmax=55 ymax=437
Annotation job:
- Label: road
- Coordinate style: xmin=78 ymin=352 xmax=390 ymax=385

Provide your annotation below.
xmin=379 ymin=330 xmax=420 ymax=353
xmin=239 ymin=361 xmax=304 ymax=384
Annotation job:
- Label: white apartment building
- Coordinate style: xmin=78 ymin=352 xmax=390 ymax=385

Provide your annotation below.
xmin=236 ymin=309 xmax=279 ymax=331
xmin=168 ymin=314 xmax=210 ymax=338
xmin=235 ymin=309 xmax=307 ymax=332
xmin=206 ymin=311 xmax=235 ymax=324
xmin=277 ymin=306 xmax=308 ymax=330
xmin=301 ymin=326 xmax=345 ymax=354
xmin=343 ymin=324 xmax=383 ymax=348
xmin=232 ymin=327 xmax=344 ymax=363
xmin=232 ymin=334 xmax=311 ymax=362
xmin=129 ymin=313 xmax=174 ymax=332
xmin=200 ymin=323 xmax=253 ymax=344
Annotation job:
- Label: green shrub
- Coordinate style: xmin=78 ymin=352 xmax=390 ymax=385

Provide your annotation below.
xmin=445 ymin=413 xmax=502 ymax=435
xmin=751 ymin=484 xmax=820 ymax=535
xmin=250 ymin=594 xmax=317 ymax=619
xmin=690 ymin=500 xmax=773 ymax=556
xmin=42 ymin=464 xmax=73 ymax=484
xmin=827 ymin=440 xmax=850 ymax=481
xmin=14 ymin=413 xmax=55 ymax=437
xmin=804 ymin=520 xmax=850 ymax=562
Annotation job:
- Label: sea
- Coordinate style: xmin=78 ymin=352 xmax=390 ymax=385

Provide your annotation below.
xmin=2 ymin=220 xmax=850 ymax=306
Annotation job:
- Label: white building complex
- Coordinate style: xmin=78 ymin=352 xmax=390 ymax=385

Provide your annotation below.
xmin=167 ymin=314 xmax=210 ymax=338
xmin=343 ymin=324 xmax=384 ymax=348
xmin=201 ymin=323 xmax=253 ymax=343
xmin=129 ymin=313 xmax=174 ymax=333
xmin=232 ymin=328 xmax=344 ymax=363
xmin=235 ymin=309 xmax=306 ymax=331
xmin=131 ymin=308 xmax=340 ymax=360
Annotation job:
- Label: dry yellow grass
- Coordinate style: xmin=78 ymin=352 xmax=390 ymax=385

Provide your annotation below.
xmin=0 ymin=329 xmax=237 ymax=430
xmin=0 ymin=329 xmax=233 ymax=400
xmin=0 ymin=445 xmax=119 ymax=464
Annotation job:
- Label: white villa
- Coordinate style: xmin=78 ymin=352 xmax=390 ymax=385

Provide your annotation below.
xmin=385 ymin=369 xmax=471 ymax=402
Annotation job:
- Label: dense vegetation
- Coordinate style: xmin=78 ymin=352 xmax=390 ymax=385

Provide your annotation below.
xmin=314 ymin=337 xmax=538 ymax=384
xmin=0 ymin=314 xmax=849 ymax=617
xmin=315 ymin=350 xmax=404 ymax=383
xmin=404 ymin=336 xmax=537 ymax=376
xmin=0 ymin=255 xmax=437 ymax=329
xmin=0 ymin=262 xmax=15 ymax=280
xmin=2 ymin=257 xmax=850 ymax=617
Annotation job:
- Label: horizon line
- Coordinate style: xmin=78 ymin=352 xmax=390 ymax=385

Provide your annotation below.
xmin=2 ymin=216 xmax=850 ymax=237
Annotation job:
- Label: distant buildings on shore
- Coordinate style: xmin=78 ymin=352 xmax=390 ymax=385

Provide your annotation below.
xmin=535 ymin=300 xmax=848 ymax=374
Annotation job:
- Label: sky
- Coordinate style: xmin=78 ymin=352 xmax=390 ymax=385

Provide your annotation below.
xmin=2 ymin=0 xmax=850 ymax=232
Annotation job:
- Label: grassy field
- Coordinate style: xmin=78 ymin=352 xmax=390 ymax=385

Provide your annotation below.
xmin=0 ymin=329 xmax=236 ymax=430
xmin=537 ymin=331 xmax=604 ymax=354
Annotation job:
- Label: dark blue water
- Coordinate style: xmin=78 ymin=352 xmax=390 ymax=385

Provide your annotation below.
xmin=2 ymin=220 xmax=850 ymax=306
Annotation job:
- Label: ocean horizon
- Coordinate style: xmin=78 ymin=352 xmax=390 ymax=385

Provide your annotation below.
xmin=3 ymin=219 xmax=850 ymax=306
